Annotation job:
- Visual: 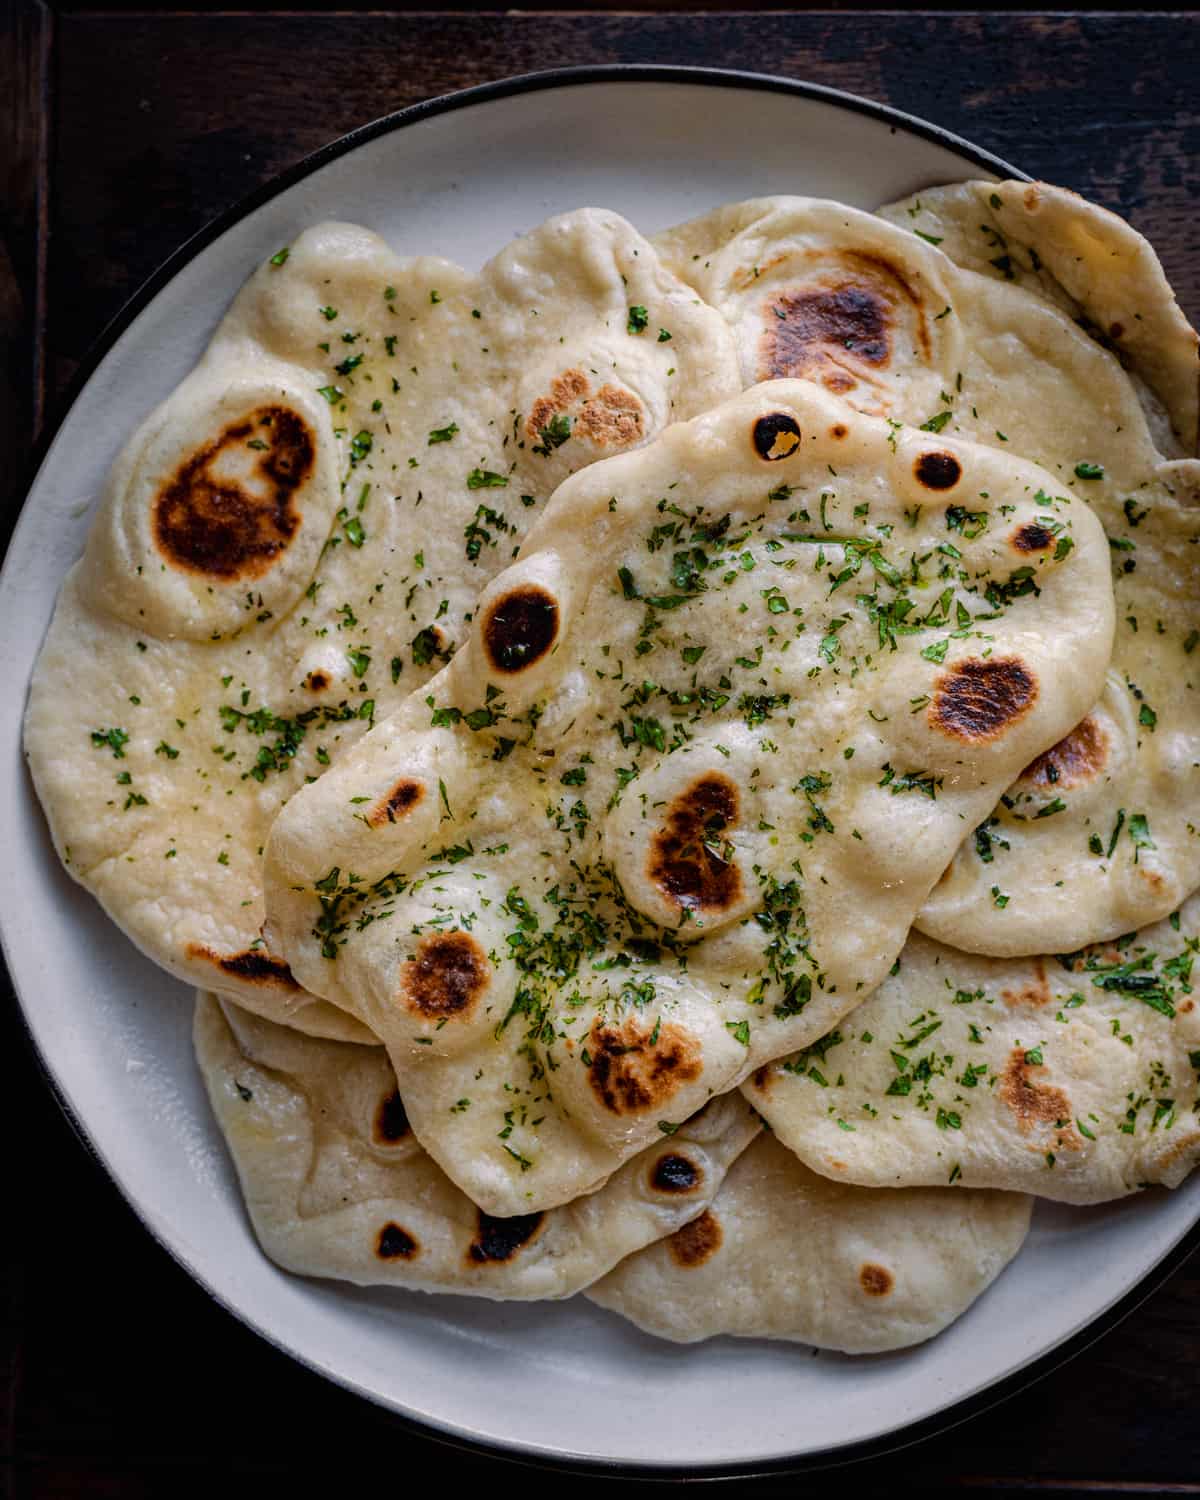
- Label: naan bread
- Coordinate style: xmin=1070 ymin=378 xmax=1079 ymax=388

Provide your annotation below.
xmin=587 ymin=1134 xmax=1031 ymax=1352
xmin=265 ymin=378 xmax=1113 ymax=1215
xmin=657 ymin=193 xmax=1200 ymax=955
xmin=26 ymin=212 xmax=739 ymax=1039
xmin=746 ymin=896 xmax=1200 ymax=1204
xmin=195 ymin=993 xmax=760 ymax=1297
xmin=877 ymin=179 xmax=1198 ymax=456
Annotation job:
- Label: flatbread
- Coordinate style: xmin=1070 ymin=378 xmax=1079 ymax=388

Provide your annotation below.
xmin=587 ymin=1134 xmax=1031 ymax=1352
xmin=26 ymin=212 xmax=739 ymax=1039
xmin=194 ymin=993 xmax=760 ymax=1297
xmin=876 ymin=179 xmax=1198 ymax=457
xmin=265 ymin=378 xmax=1114 ymax=1215
xmin=657 ymin=193 xmax=1200 ymax=956
xmin=746 ymin=895 xmax=1200 ymax=1205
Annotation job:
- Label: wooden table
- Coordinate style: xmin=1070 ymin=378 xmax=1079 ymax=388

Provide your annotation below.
xmin=2 ymin=5 xmax=1198 ymax=1494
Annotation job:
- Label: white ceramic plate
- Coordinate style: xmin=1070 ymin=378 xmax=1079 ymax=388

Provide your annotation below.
xmin=5 ymin=67 xmax=1198 ymax=1476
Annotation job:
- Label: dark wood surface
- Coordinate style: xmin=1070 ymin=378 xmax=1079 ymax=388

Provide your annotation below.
xmin=3 ymin=5 xmax=1199 ymax=1494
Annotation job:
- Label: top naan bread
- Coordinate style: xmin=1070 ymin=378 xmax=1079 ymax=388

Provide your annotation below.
xmin=25 ymin=211 xmax=739 ymax=1039
xmin=657 ymin=192 xmax=1200 ymax=956
xmin=265 ymin=378 xmax=1113 ymax=1216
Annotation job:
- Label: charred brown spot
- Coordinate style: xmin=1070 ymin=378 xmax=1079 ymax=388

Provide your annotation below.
xmin=154 ymin=405 xmax=314 ymax=579
xmin=859 ymin=1263 xmax=894 ymax=1297
xmin=648 ymin=773 xmax=741 ymax=916
xmin=400 ymin=931 xmax=488 ymax=1019
xmin=366 ymin=778 xmax=424 ymax=829
xmin=1020 ymin=716 xmax=1108 ymax=791
xmin=482 ymin=585 xmax=558 ymax=673
xmin=651 ymin=1154 xmax=702 ymax=1194
xmin=376 ymin=1222 xmax=418 ymax=1260
xmin=752 ymin=1065 xmax=774 ymax=1094
xmin=759 ymin=255 xmax=929 ymax=399
xmin=1013 ymin=522 xmax=1054 ymax=553
xmin=467 ymin=1210 xmax=544 ymax=1265
xmin=304 ymin=670 xmax=330 ymax=692
xmin=764 ymin=283 xmax=890 ymax=384
xmin=1000 ymin=959 xmax=1051 ymax=1009
xmin=914 ymin=451 xmax=962 ymax=490
xmin=999 ymin=1048 xmax=1081 ymax=1150
xmin=554 ymin=369 xmax=590 ymax=404
xmin=669 ymin=1209 xmax=723 ymax=1268
xmin=526 ymin=369 xmax=592 ymax=443
xmin=752 ymin=411 xmax=802 ymax=462
xmin=576 ymin=385 xmax=645 ymax=447
xmin=188 ymin=943 xmax=301 ymax=991
xmin=1150 ymin=1129 xmax=1200 ymax=1173
xmin=588 ymin=1016 xmax=703 ymax=1116
xmin=830 ymin=423 xmax=848 ymax=439
xmin=930 ymin=657 xmax=1038 ymax=743
xmin=373 ymin=1089 xmax=410 ymax=1145
xmin=527 ymin=371 xmax=643 ymax=451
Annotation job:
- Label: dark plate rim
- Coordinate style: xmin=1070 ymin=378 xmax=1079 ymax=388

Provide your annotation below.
xmin=10 ymin=62 xmax=1197 ymax=1483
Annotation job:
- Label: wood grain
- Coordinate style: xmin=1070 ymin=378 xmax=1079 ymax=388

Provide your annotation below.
xmin=45 ymin=10 xmax=1200 ymax=409
xmin=5 ymin=8 xmax=1200 ymax=1495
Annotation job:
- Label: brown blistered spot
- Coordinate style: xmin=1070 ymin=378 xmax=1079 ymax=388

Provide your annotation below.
xmin=648 ymin=773 xmax=741 ymax=916
xmin=527 ymin=370 xmax=644 ymax=452
xmin=467 ymin=1209 xmax=545 ymax=1265
xmin=376 ymin=1222 xmax=418 ymax=1260
xmin=188 ymin=943 xmax=301 ymax=991
xmin=576 ymin=385 xmax=645 ymax=448
xmin=1148 ymin=1129 xmax=1200 ymax=1175
xmin=751 ymin=1065 xmax=774 ymax=1095
xmin=766 ymin=283 xmax=889 ymax=375
xmin=304 ymin=670 xmax=330 ymax=692
xmin=651 ymin=1154 xmax=702 ymax=1194
xmin=1000 ymin=958 xmax=1051 ymax=1008
xmin=1013 ymin=522 xmax=1054 ymax=553
xmin=366 ymin=778 xmax=424 ymax=829
xmin=752 ymin=411 xmax=802 ymax=462
xmin=154 ymin=405 xmax=313 ymax=580
xmin=914 ymin=451 xmax=962 ymax=490
xmin=1020 ymin=716 xmax=1108 ymax=792
xmin=1180 ymin=999 xmax=1195 ymax=1014
xmin=373 ymin=1089 xmax=410 ymax=1145
xmin=930 ymin=657 xmax=1038 ymax=744
xmin=859 ymin=1263 xmax=894 ymax=1297
xmin=999 ymin=1048 xmax=1082 ymax=1150
xmin=589 ymin=1016 xmax=703 ymax=1116
xmin=1110 ymin=321 xmax=1125 ymax=340
xmin=759 ymin=255 xmax=929 ymax=394
xmin=483 ymin=585 xmax=558 ymax=673
xmin=830 ymin=423 xmax=848 ymax=439
xmin=553 ymin=369 xmax=590 ymax=405
xmin=669 ymin=1209 xmax=723 ymax=1268
xmin=400 ymin=931 xmax=488 ymax=1019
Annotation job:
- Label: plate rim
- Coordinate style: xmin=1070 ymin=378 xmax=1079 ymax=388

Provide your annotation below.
xmin=7 ymin=63 xmax=1198 ymax=1480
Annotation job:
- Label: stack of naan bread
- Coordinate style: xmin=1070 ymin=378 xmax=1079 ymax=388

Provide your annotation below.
xmin=27 ymin=183 xmax=1200 ymax=1354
